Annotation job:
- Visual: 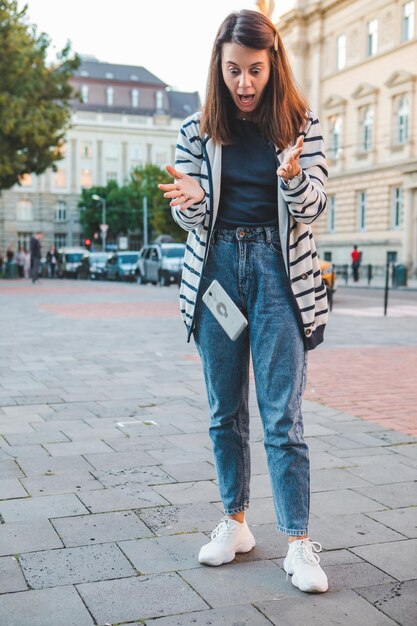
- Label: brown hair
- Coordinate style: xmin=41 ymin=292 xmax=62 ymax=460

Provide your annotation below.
xmin=201 ymin=9 xmax=309 ymax=148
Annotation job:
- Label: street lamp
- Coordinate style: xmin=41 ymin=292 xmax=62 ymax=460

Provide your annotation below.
xmin=92 ymin=194 xmax=107 ymax=251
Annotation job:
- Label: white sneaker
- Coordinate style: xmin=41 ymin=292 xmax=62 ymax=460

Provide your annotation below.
xmin=283 ymin=539 xmax=328 ymax=593
xmin=198 ymin=517 xmax=256 ymax=566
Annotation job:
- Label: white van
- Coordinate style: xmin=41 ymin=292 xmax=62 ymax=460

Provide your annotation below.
xmin=57 ymin=247 xmax=88 ymax=278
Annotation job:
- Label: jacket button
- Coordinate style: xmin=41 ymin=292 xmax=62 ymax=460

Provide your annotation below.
xmin=305 ymin=328 xmax=312 ymax=337
xmin=301 ymin=273 xmax=308 ymax=280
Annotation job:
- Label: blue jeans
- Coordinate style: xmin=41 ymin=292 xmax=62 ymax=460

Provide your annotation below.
xmin=193 ymin=226 xmax=310 ymax=536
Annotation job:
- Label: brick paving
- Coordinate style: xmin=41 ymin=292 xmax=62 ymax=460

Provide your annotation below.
xmin=0 ymin=278 xmax=416 ymax=626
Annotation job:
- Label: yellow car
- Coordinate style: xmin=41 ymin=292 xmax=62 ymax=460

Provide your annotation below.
xmin=320 ymin=259 xmax=337 ymax=293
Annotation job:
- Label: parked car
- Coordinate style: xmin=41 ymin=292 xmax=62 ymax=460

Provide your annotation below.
xmin=137 ymin=243 xmax=186 ymax=286
xmin=104 ymin=251 xmax=140 ymax=281
xmin=320 ymin=259 xmax=337 ymax=294
xmin=77 ymin=252 xmax=111 ymax=280
xmin=57 ymin=247 xmax=87 ymax=278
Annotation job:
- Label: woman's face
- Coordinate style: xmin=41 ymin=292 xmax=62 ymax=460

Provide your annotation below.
xmin=221 ymin=42 xmax=271 ymax=119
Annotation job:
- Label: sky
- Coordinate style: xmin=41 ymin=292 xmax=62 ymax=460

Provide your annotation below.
xmin=23 ymin=0 xmax=294 ymax=100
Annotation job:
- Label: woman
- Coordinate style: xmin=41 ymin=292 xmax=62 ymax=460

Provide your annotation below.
xmin=158 ymin=9 xmax=328 ymax=593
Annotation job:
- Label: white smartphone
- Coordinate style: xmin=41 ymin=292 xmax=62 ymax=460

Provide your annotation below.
xmin=202 ymin=280 xmax=248 ymax=341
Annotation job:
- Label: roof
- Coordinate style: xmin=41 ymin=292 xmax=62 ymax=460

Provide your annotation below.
xmin=167 ymin=90 xmax=201 ymax=118
xmin=74 ymin=59 xmax=166 ymax=86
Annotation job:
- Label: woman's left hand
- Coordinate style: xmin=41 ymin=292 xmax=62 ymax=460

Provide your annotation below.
xmin=277 ymin=135 xmax=303 ymax=182
xmin=158 ymin=165 xmax=205 ymax=211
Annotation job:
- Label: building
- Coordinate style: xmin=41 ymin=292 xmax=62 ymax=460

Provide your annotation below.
xmin=276 ymin=0 xmax=417 ymax=275
xmin=0 ymin=57 xmax=200 ymax=253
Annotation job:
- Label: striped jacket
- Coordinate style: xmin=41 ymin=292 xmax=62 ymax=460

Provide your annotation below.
xmin=171 ymin=111 xmax=328 ymax=350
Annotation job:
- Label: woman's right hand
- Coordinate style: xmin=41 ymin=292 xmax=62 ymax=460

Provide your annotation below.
xmin=158 ymin=165 xmax=205 ymax=211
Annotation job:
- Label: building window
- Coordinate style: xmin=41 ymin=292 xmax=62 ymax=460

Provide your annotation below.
xmin=106 ymin=171 xmax=118 ymax=182
xmin=130 ymin=74 xmax=138 ymax=81
xmin=402 ymin=2 xmax=415 ymax=41
xmin=156 ymin=90 xmax=164 ymax=111
xmin=336 ymin=34 xmax=346 ymax=70
xmin=105 ymin=142 xmax=119 ymax=160
xmin=131 ymin=89 xmax=139 ymax=107
xmin=16 ymin=199 xmax=33 ymax=221
xmin=357 ymin=191 xmax=367 ymax=231
xmin=392 ymin=187 xmax=403 ymax=229
xmin=55 ymin=200 xmax=67 ymax=222
xmin=54 ymin=168 xmax=67 ymax=188
xmin=324 ymin=251 xmax=332 ymax=262
xmin=54 ymin=233 xmax=67 ymax=249
xmin=81 ymin=85 xmax=89 ymax=103
xmin=105 ymin=72 xmax=114 ymax=79
xmin=80 ymin=142 xmax=93 ymax=159
xmin=80 ymin=168 xmax=93 ymax=188
xmin=328 ymin=195 xmax=336 ymax=233
xmin=367 ymin=19 xmax=378 ymax=56
xmin=330 ymin=116 xmax=342 ymax=160
xmin=361 ymin=106 xmax=374 ymax=152
xmin=397 ymin=95 xmax=409 ymax=144
xmin=106 ymin=87 xmax=114 ymax=106
xmin=17 ymin=232 xmax=32 ymax=249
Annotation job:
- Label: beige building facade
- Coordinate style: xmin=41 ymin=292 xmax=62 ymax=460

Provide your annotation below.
xmin=0 ymin=58 xmax=199 ymax=254
xmin=276 ymin=0 xmax=417 ymax=275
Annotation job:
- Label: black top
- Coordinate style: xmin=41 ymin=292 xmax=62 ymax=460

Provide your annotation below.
xmin=216 ymin=120 xmax=278 ymax=228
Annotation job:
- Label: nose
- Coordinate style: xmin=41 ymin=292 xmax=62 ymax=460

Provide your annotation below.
xmin=238 ymin=72 xmax=252 ymax=89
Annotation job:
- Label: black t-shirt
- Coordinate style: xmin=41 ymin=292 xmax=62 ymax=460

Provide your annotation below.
xmin=216 ymin=120 xmax=278 ymax=228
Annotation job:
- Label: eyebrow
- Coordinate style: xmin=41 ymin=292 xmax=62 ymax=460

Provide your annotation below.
xmin=225 ymin=61 xmax=266 ymax=67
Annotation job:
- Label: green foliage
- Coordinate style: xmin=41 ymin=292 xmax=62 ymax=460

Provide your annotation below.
xmin=78 ymin=165 xmax=186 ymax=245
xmin=0 ymin=1 xmax=79 ymax=190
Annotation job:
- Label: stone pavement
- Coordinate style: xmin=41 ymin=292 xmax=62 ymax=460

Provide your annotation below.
xmin=0 ymin=278 xmax=416 ymax=626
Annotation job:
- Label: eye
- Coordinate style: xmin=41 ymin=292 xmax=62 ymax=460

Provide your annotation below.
xmin=228 ymin=67 xmax=239 ymax=75
xmin=251 ymin=67 xmax=261 ymax=75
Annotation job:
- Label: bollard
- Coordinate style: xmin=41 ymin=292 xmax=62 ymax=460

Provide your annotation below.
xmin=367 ymin=264 xmax=372 ymax=285
xmin=344 ymin=264 xmax=348 ymax=285
xmin=384 ymin=262 xmax=390 ymax=316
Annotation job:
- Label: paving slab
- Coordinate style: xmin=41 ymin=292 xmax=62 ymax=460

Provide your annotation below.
xmin=310 ymin=467 xmax=373 ymax=492
xmin=344 ymin=456 xmax=417 ymax=484
xmin=83 ymin=449 xmax=158 ymax=471
xmin=20 ymin=474 xmax=104 ymax=496
xmin=19 ymin=543 xmax=136 ymax=588
xmin=118 ymin=533 xmax=207 ymax=574
xmin=51 ymin=510 xmax=153 ymax=547
xmin=311 ymin=488 xmax=386 ymax=517
xmin=353 ymin=481 xmax=417 ymax=508
xmin=307 ymin=513 xmax=405 ymax=549
xmin=0 ymin=479 xmax=28 ymax=499
xmin=160 ymin=461 xmax=217 ymax=482
xmin=2 ymin=431 xmax=70 ymax=445
xmin=92 ymin=465 xmax=176 ymax=488
xmin=77 ymin=483 xmax=168 ymax=513
xmin=0 ymin=520 xmax=63 ymax=556
xmin=366 ymin=507 xmax=417 ymax=538
xmin=351 ymin=539 xmax=417 ymax=580
xmin=0 ymin=585 xmax=95 ymax=626
xmin=356 ymin=580 xmax=417 ymax=626
xmin=136 ymin=502 xmax=226 ymax=536
xmin=0 ymin=493 xmax=89 ymax=522
xmin=181 ymin=560 xmax=299 ymax=607
xmin=76 ymin=572 xmax=208 ymax=623
xmin=144 ymin=604 xmax=273 ymax=625
xmin=0 ymin=555 xmax=28 ymax=593
xmin=152 ymin=480 xmax=220 ymax=505
xmin=43 ymin=440 xmax=114 ymax=456
xmin=256 ymin=589 xmax=397 ymax=625
xmin=16 ymin=455 xmax=95 ymax=476
xmin=0 ymin=460 xmax=25 ymax=479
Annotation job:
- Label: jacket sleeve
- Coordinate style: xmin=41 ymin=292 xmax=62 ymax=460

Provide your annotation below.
xmin=170 ymin=117 xmax=208 ymax=232
xmin=279 ymin=115 xmax=328 ymax=225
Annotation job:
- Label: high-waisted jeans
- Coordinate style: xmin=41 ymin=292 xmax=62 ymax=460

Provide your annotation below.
xmin=193 ymin=226 xmax=310 ymax=536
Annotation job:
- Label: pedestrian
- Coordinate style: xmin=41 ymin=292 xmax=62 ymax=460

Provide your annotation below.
xmin=15 ymin=244 xmax=25 ymax=278
xmin=29 ymin=231 xmax=43 ymax=283
xmin=158 ymin=10 xmax=329 ymax=593
xmin=351 ymin=244 xmax=361 ymax=282
xmin=0 ymin=250 xmax=3 ymax=276
xmin=23 ymin=245 xmax=30 ymax=278
xmin=46 ymin=244 xmax=57 ymax=278
xmin=5 ymin=245 xmax=14 ymax=278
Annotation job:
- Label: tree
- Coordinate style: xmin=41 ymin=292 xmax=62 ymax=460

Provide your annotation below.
xmin=0 ymin=1 xmax=79 ymax=191
xmin=129 ymin=164 xmax=186 ymax=243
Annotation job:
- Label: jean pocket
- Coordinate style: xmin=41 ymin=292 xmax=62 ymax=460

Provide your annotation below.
xmin=267 ymin=239 xmax=283 ymax=256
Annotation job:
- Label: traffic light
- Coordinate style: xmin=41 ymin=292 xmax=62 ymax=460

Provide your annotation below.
xmin=84 ymin=239 xmax=91 ymax=251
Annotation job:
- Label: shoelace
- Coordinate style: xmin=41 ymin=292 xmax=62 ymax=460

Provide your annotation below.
xmin=295 ymin=539 xmax=323 ymax=566
xmin=210 ymin=518 xmax=236 ymax=543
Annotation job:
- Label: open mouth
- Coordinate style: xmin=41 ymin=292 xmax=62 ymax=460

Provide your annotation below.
xmin=238 ymin=94 xmax=255 ymax=105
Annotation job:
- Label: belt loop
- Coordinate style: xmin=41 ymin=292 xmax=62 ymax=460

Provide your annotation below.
xmin=265 ymin=227 xmax=271 ymax=243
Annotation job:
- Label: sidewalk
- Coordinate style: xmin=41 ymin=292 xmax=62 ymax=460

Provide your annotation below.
xmin=0 ymin=279 xmax=416 ymax=625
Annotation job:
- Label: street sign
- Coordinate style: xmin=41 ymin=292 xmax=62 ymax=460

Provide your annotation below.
xmin=118 ymin=236 xmax=128 ymax=250
xmin=99 ymin=224 xmax=109 ymax=234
